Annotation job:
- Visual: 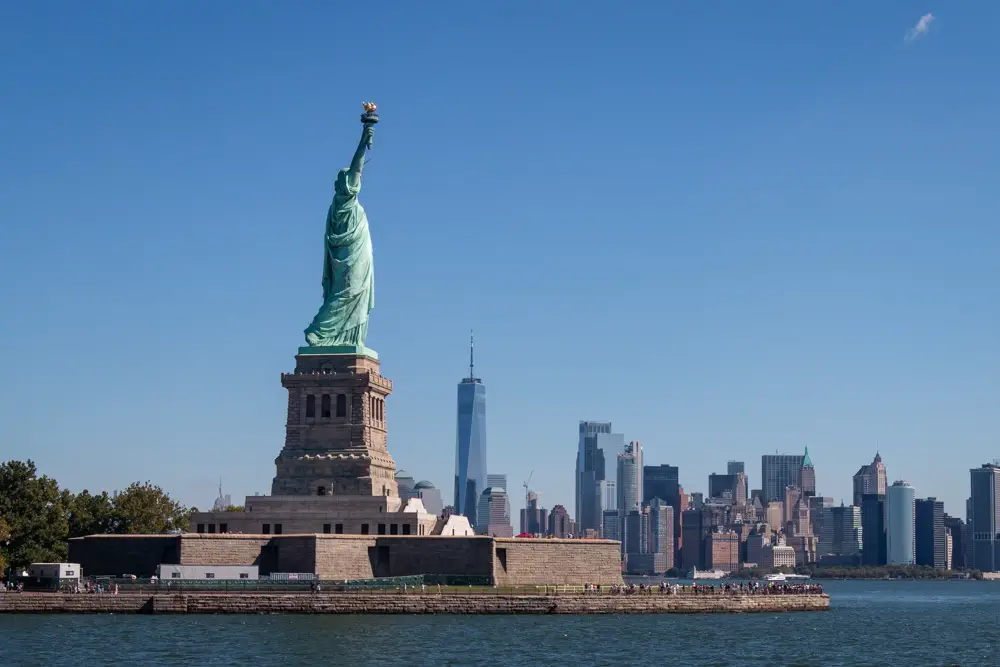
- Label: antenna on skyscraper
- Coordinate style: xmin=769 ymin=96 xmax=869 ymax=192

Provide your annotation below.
xmin=469 ymin=329 xmax=475 ymax=380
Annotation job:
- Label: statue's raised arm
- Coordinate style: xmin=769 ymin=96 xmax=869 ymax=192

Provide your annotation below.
xmin=349 ymin=124 xmax=375 ymax=177
xmin=303 ymin=103 xmax=380 ymax=351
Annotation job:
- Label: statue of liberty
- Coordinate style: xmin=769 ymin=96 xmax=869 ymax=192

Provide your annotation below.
xmin=304 ymin=103 xmax=379 ymax=350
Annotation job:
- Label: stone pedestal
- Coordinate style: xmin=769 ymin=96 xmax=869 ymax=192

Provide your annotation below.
xmin=271 ymin=351 xmax=398 ymax=497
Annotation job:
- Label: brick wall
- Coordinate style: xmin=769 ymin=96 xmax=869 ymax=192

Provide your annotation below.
xmin=493 ymin=539 xmax=624 ymax=586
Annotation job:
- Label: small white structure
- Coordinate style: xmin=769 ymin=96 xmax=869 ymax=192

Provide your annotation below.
xmin=29 ymin=563 xmax=81 ymax=582
xmin=432 ymin=515 xmax=475 ymax=536
xmin=157 ymin=564 xmax=259 ymax=580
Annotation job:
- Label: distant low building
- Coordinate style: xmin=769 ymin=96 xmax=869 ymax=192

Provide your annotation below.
xmin=413 ymin=480 xmax=443 ymax=516
xmin=158 ymin=564 xmax=258 ymax=580
xmin=761 ymin=544 xmax=796 ymax=569
xmin=28 ymin=563 xmax=81 ymax=585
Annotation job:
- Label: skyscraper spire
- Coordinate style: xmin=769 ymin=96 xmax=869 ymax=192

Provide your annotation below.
xmin=469 ymin=329 xmax=475 ymax=380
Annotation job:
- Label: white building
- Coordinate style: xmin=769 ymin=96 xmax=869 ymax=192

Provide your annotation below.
xmin=762 ymin=545 xmax=796 ymax=568
xmin=887 ymin=480 xmax=916 ymax=565
xmin=28 ymin=563 xmax=81 ymax=582
xmin=157 ymin=564 xmax=259 ymax=580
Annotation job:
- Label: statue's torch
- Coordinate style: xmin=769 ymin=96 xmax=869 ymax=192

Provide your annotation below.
xmin=361 ymin=101 xmax=379 ymax=149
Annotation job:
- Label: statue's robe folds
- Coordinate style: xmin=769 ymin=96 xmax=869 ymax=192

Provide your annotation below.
xmin=304 ymin=169 xmax=374 ymax=347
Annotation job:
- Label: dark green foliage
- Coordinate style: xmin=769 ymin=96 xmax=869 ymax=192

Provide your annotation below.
xmin=0 ymin=460 xmax=189 ymax=571
xmin=0 ymin=460 xmax=69 ymax=569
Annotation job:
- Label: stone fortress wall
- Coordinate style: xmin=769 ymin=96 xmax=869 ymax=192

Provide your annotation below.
xmin=69 ymin=534 xmax=624 ymax=586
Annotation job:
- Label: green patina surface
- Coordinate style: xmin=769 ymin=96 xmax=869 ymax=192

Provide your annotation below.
xmin=303 ymin=121 xmax=377 ymax=348
xmin=297 ymin=345 xmax=378 ymax=359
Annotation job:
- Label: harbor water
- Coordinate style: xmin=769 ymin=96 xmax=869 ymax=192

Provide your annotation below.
xmin=1 ymin=580 xmax=997 ymax=666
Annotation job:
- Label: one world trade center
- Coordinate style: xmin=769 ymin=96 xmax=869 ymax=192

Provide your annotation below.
xmin=454 ymin=332 xmax=487 ymax=528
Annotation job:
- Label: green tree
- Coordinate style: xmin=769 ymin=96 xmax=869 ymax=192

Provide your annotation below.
xmin=0 ymin=518 xmax=10 ymax=575
xmin=68 ymin=490 xmax=117 ymax=537
xmin=0 ymin=460 xmax=69 ymax=569
xmin=112 ymin=482 xmax=188 ymax=533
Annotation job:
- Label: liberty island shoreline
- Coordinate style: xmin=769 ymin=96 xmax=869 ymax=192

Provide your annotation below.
xmin=0 ymin=590 xmax=828 ymax=615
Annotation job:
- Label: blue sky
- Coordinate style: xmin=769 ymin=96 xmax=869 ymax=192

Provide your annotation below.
xmin=2 ymin=3 xmax=998 ymax=519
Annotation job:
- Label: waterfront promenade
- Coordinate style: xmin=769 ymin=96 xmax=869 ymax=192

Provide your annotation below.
xmin=0 ymin=589 xmax=829 ymax=614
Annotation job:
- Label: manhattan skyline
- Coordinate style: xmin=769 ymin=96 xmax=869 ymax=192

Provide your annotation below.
xmin=2 ymin=4 xmax=999 ymax=518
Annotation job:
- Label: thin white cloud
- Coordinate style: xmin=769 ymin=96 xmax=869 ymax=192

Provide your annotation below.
xmin=905 ymin=13 xmax=935 ymax=42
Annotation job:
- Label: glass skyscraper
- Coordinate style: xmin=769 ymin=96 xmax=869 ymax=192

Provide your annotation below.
xmin=455 ymin=334 xmax=487 ymax=528
xmin=575 ymin=421 xmax=612 ymax=535
xmin=887 ymin=481 xmax=915 ymax=565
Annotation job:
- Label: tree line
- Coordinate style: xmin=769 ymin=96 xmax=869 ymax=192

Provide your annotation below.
xmin=0 ymin=459 xmax=190 ymax=573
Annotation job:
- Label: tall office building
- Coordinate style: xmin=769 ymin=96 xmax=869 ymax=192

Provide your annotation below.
xmin=520 ymin=491 xmax=547 ymax=535
xmin=628 ymin=441 xmax=643 ymax=504
xmin=624 ymin=507 xmax=650 ymax=556
xmin=681 ymin=508 xmax=705 ymax=571
xmin=809 ymin=496 xmax=835 ymax=536
xmin=943 ymin=515 xmax=965 ymax=569
xmin=644 ymin=464 xmax=681 ymax=561
xmin=709 ymin=472 xmax=748 ymax=506
xmin=800 ymin=447 xmax=816 ymax=497
xmin=887 ymin=481 xmax=915 ymax=565
xmin=455 ymin=334 xmax=487 ymax=527
xmin=861 ymin=494 xmax=887 ymax=566
xmin=617 ymin=446 xmax=641 ymax=515
xmin=601 ymin=510 xmax=620 ymax=542
xmin=625 ymin=499 xmax=673 ymax=574
xmin=915 ymin=497 xmax=946 ymax=569
xmin=597 ymin=479 xmax=617 ymax=529
xmin=648 ymin=499 xmax=672 ymax=554
xmin=727 ymin=461 xmax=749 ymax=500
xmin=709 ymin=473 xmax=737 ymax=500
xmin=853 ymin=453 xmax=888 ymax=506
xmin=818 ymin=504 xmax=862 ymax=557
xmin=761 ymin=451 xmax=806 ymax=503
xmin=548 ymin=504 xmax=572 ymax=538
xmin=477 ymin=486 xmax=513 ymax=537
xmin=487 ymin=473 xmax=510 ymax=525
xmin=644 ymin=465 xmax=680 ymax=504
xmin=575 ymin=422 xmax=615 ymax=536
xmin=969 ymin=463 xmax=1000 ymax=571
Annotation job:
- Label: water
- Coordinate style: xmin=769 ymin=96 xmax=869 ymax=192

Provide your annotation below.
xmin=2 ymin=581 xmax=999 ymax=666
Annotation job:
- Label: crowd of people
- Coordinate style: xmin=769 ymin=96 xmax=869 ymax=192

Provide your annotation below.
xmin=586 ymin=581 xmax=824 ymax=595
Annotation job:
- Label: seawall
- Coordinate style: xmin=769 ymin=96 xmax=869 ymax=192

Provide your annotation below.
xmin=0 ymin=592 xmax=829 ymax=614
